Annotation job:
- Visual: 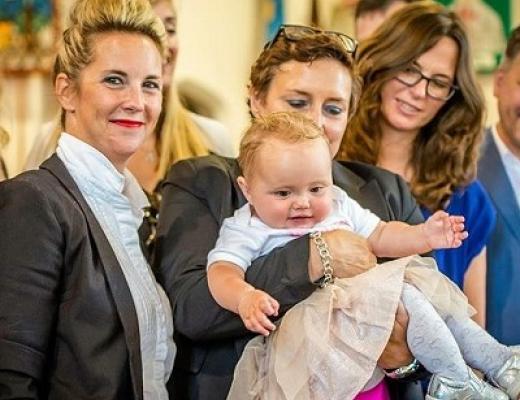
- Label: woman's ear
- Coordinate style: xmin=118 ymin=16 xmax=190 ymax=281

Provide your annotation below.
xmin=237 ymin=176 xmax=253 ymax=204
xmin=55 ymin=73 xmax=76 ymax=113
xmin=248 ymin=88 xmax=264 ymax=118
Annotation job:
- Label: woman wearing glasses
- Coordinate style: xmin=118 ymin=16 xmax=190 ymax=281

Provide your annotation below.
xmin=340 ymin=1 xmax=493 ymax=328
xmin=156 ymin=24 xmax=426 ymax=400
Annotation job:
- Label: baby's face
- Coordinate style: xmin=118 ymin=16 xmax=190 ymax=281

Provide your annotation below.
xmin=244 ymin=138 xmax=333 ymax=229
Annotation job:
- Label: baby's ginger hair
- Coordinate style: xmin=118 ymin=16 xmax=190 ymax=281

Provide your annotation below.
xmin=238 ymin=112 xmax=327 ymax=178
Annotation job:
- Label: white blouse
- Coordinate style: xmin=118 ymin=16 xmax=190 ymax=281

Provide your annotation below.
xmin=57 ymin=132 xmax=175 ymax=400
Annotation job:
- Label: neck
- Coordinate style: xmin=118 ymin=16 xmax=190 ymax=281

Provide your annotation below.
xmin=127 ymin=131 xmax=160 ymax=193
xmin=377 ymin=122 xmax=418 ymax=182
xmin=496 ymin=122 xmax=520 ymax=160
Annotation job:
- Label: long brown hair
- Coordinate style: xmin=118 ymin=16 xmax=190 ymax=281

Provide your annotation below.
xmin=340 ymin=1 xmax=484 ymax=211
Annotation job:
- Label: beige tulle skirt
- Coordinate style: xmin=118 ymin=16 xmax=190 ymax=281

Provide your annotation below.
xmin=227 ymin=255 xmax=475 ymax=400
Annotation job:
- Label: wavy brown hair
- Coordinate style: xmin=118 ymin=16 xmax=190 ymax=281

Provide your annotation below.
xmin=248 ymin=28 xmax=361 ymax=120
xmin=339 ymin=1 xmax=484 ymax=211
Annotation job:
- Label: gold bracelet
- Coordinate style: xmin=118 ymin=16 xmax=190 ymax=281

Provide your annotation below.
xmin=310 ymin=231 xmax=334 ymax=288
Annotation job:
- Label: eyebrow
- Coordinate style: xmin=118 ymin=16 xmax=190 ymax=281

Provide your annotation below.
xmin=103 ymin=69 xmax=162 ymax=81
xmin=289 ymin=89 xmax=347 ymax=102
xmin=163 ymin=16 xmax=177 ymax=25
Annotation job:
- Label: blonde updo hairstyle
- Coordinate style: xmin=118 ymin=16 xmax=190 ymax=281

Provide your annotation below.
xmin=53 ymin=0 xmax=167 ymax=128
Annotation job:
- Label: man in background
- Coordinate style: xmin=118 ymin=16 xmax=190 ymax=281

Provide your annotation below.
xmin=354 ymin=0 xmax=419 ymax=40
xmin=479 ymin=26 xmax=520 ymax=345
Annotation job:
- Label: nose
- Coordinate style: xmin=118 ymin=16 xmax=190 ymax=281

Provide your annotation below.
xmin=307 ymin=105 xmax=325 ymax=129
xmin=124 ymin=85 xmax=145 ymax=112
xmin=293 ymin=194 xmax=310 ymax=209
xmin=410 ymin=77 xmax=428 ymax=99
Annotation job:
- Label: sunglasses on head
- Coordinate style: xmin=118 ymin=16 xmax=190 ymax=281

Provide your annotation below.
xmin=264 ymin=24 xmax=357 ymax=55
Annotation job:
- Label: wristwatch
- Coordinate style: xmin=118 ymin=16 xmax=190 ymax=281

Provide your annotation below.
xmin=383 ymin=358 xmax=420 ymax=379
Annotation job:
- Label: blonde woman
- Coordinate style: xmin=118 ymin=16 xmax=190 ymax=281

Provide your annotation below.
xmin=24 ymin=0 xmax=234 ymax=249
xmin=0 ymin=0 xmax=175 ymax=397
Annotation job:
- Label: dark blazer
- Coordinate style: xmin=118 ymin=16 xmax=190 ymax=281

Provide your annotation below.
xmin=478 ymin=129 xmax=520 ymax=345
xmin=0 ymin=155 xmax=143 ymax=399
xmin=155 ymin=155 xmax=426 ymax=400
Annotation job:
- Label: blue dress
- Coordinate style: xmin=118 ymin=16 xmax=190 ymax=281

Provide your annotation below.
xmin=420 ymin=180 xmax=496 ymax=289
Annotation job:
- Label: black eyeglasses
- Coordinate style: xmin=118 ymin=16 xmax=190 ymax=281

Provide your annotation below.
xmin=395 ymin=66 xmax=459 ymax=101
xmin=264 ymin=24 xmax=358 ymax=55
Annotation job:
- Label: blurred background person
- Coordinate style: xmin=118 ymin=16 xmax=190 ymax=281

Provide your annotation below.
xmin=354 ymin=0 xmax=420 ymax=41
xmin=479 ymin=25 xmax=520 ymax=346
xmin=341 ymin=1 xmax=493 ymax=327
xmin=0 ymin=0 xmax=175 ymax=398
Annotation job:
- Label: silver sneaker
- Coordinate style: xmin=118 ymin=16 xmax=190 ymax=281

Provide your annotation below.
xmin=426 ymin=368 xmax=508 ymax=400
xmin=492 ymin=353 xmax=520 ymax=399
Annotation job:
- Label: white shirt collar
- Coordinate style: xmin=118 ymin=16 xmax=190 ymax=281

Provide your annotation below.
xmin=491 ymin=124 xmax=520 ymax=205
xmin=56 ymin=132 xmax=148 ymax=212
xmin=491 ymin=124 xmax=520 ymax=165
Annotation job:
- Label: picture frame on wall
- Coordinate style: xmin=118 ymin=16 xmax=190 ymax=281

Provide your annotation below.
xmin=0 ymin=0 xmax=61 ymax=74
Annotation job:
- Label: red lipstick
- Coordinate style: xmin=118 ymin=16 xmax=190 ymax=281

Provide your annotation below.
xmin=110 ymin=119 xmax=144 ymax=128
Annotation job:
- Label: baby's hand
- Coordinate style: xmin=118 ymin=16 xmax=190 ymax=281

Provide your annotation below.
xmin=423 ymin=210 xmax=468 ymax=249
xmin=238 ymin=289 xmax=280 ymax=336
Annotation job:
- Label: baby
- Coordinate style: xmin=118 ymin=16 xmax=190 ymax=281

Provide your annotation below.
xmin=207 ymin=112 xmax=519 ymax=400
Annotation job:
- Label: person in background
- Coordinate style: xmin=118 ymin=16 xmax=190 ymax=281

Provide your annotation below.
xmin=479 ymin=26 xmax=520 ymax=347
xmin=341 ymin=1 xmax=493 ymax=327
xmin=354 ymin=0 xmax=420 ymax=41
xmin=24 ymin=0 xmax=234 ymax=251
xmin=156 ymin=24 xmax=427 ymax=400
xmin=0 ymin=0 xmax=175 ymax=398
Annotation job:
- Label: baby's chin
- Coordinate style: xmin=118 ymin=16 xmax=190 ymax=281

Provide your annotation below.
xmin=284 ymin=216 xmax=317 ymax=229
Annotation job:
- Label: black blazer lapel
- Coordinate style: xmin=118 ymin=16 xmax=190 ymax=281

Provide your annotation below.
xmin=332 ymin=161 xmax=391 ymax=220
xmin=205 ymin=157 xmax=247 ymax=224
xmin=479 ymin=133 xmax=520 ymax=242
xmin=41 ymin=155 xmax=144 ymax=400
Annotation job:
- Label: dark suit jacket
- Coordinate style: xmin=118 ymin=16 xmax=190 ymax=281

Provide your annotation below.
xmin=0 ymin=155 xmax=143 ymax=399
xmin=478 ymin=129 xmax=520 ymax=345
xmin=155 ymin=155 xmax=426 ymax=400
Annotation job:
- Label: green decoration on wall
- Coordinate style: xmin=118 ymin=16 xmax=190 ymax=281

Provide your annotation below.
xmin=436 ymin=0 xmax=510 ymax=73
